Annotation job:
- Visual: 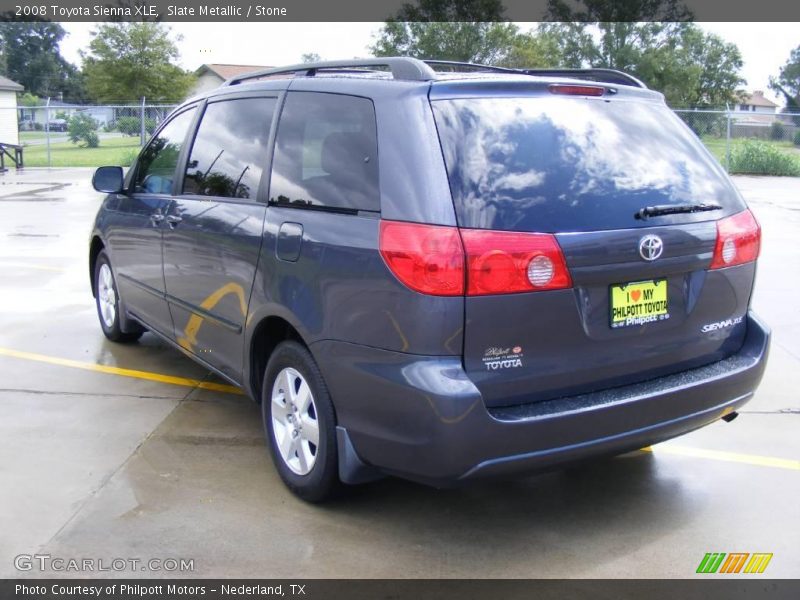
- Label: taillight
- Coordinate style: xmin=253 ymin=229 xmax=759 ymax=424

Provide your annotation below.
xmin=460 ymin=230 xmax=572 ymax=295
xmin=379 ymin=221 xmax=465 ymax=296
xmin=710 ymin=209 xmax=761 ymax=269
xmin=549 ymin=84 xmax=605 ymax=97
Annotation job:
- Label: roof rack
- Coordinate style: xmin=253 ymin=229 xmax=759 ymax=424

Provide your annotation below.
xmin=519 ymin=68 xmax=646 ymax=88
xmin=223 ymin=57 xmax=437 ymax=85
xmin=420 ymin=60 xmax=518 ymax=75
xmin=223 ymin=58 xmax=647 ymax=90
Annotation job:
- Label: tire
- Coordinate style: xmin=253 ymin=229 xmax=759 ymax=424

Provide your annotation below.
xmin=94 ymin=250 xmax=143 ymax=343
xmin=262 ymin=341 xmax=340 ymax=502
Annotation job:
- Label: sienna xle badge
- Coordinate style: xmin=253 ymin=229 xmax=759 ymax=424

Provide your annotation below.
xmin=89 ymin=58 xmax=769 ymax=501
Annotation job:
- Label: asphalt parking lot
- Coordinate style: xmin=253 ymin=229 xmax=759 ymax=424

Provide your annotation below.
xmin=0 ymin=168 xmax=798 ymax=579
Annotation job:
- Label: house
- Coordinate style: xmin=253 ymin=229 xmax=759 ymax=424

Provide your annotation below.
xmin=19 ymin=99 xmax=72 ymax=129
xmin=732 ymin=90 xmax=779 ymax=125
xmin=190 ymin=64 xmax=273 ymax=97
xmin=735 ymin=90 xmax=779 ymax=114
xmin=81 ymin=106 xmax=115 ymax=127
xmin=0 ymin=75 xmax=23 ymax=146
xmin=19 ymin=101 xmax=115 ymax=130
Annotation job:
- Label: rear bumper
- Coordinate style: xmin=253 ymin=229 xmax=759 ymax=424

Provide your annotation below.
xmin=312 ymin=311 xmax=770 ymax=486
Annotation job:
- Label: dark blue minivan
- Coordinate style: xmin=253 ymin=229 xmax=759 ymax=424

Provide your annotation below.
xmin=89 ymin=58 xmax=770 ymax=501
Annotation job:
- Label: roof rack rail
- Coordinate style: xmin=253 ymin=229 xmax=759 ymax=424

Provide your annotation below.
xmin=223 ymin=58 xmax=647 ymax=90
xmin=421 ymin=60 xmax=518 ymax=74
xmin=421 ymin=61 xmax=645 ymax=88
xmin=519 ymin=68 xmax=647 ymax=88
xmin=223 ymin=57 xmax=437 ymax=85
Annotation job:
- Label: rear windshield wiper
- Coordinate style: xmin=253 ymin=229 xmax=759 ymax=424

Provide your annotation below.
xmin=635 ymin=203 xmax=723 ymax=220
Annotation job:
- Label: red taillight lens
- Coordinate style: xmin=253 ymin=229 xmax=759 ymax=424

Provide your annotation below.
xmin=379 ymin=221 xmax=465 ymax=296
xmin=460 ymin=230 xmax=572 ymax=295
xmin=710 ymin=209 xmax=761 ymax=269
xmin=548 ymin=84 xmax=605 ymax=97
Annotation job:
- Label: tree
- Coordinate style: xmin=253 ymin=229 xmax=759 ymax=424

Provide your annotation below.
xmin=68 ymin=113 xmax=99 ymax=148
xmin=301 ymin=52 xmax=321 ymax=63
xmin=546 ymin=0 xmax=693 ymax=21
xmin=82 ymin=23 xmax=195 ymax=103
xmin=372 ymin=0 xmax=512 ymax=64
xmin=540 ymin=18 xmax=743 ymax=107
xmin=0 ymin=22 xmax=87 ymax=101
xmin=500 ymin=30 xmax=564 ymax=69
xmin=613 ymin=23 xmax=744 ymax=107
xmin=372 ymin=21 xmax=520 ymax=64
xmin=17 ymin=92 xmax=41 ymax=107
xmin=770 ymin=45 xmax=800 ymax=113
xmin=371 ymin=0 xmax=562 ymax=67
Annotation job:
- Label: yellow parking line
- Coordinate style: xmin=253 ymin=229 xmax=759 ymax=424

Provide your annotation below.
xmin=0 ymin=344 xmax=796 ymax=468
xmin=0 ymin=346 xmax=243 ymax=395
xmin=641 ymin=445 xmax=800 ymax=471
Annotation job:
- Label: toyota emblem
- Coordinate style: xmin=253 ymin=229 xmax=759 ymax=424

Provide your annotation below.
xmin=639 ymin=235 xmax=664 ymax=261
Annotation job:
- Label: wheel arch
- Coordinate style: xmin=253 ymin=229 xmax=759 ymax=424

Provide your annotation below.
xmin=247 ymin=314 xmax=308 ymax=403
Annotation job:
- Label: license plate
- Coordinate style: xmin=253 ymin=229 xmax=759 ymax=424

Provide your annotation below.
xmin=610 ymin=279 xmax=669 ymax=329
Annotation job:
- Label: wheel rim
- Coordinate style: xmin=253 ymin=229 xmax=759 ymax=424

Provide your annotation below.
xmin=271 ymin=367 xmax=320 ymax=476
xmin=97 ymin=263 xmax=116 ymax=329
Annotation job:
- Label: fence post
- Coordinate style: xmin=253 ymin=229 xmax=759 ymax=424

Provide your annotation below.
xmin=45 ymin=97 xmax=51 ymax=168
xmin=140 ymin=96 xmax=146 ymax=146
xmin=725 ymin=105 xmax=732 ymax=173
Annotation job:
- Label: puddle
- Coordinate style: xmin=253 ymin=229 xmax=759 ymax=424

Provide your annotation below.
xmin=0 ymin=197 xmax=66 ymax=203
xmin=7 ymin=233 xmax=60 ymax=238
xmin=0 ymin=182 xmax=72 ymax=202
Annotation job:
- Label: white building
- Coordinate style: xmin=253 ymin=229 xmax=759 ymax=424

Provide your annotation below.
xmin=732 ymin=90 xmax=779 ymax=125
xmin=0 ymin=75 xmax=23 ymax=146
xmin=189 ymin=64 xmax=272 ymax=98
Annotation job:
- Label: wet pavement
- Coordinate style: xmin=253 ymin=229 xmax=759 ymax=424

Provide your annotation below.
xmin=0 ymin=168 xmax=798 ymax=578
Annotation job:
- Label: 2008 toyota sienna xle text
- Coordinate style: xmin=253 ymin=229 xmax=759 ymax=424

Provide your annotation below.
xmin=88 ymin=58 xmax=770 ymax=501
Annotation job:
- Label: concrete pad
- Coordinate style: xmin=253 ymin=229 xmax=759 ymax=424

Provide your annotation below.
xmin=0 ymin=169 xmax=797 ymax=580
xmin=0 ymin=390 xmax=179 ymax=577
xmin=29 ymin=421 xmax=800 ymax=578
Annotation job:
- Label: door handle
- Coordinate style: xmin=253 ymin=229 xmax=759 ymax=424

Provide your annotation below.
xmin=166 ymin=215 xmax=183 ymax=228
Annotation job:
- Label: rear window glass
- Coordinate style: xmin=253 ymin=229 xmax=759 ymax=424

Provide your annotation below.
xmin=431 ymin=97 xmax=744 ymax=232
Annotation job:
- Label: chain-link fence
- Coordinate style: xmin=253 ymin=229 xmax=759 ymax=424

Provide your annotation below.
xmin=674 ymin=108 xmax=800 ymax=175
xmin=0 ymin=102 xmax=177 ymax=168
xmin=1 ymin=102 xmax=799 ymax=174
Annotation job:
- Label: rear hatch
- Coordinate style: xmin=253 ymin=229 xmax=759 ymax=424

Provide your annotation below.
xmin=430 ymin=80 xmax=759 ymax=407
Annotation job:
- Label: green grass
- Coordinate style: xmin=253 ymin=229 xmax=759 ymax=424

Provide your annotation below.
xmin=19 ymin=131 xmax=50 ymax=142
xmin=701 ymin=136 xmax=800 ymax=167
xmin=23 ymin=136 xmax=142 ymax=167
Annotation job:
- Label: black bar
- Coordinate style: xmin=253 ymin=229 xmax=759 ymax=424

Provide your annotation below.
xmin=0 ymin=0 xmax=798 ymax=22
xmin=2 ymin=579 xmax=800 ymax=600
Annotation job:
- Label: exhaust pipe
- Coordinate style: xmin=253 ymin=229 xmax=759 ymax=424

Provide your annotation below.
xmin=721 ymin=411 xmax=739 ymax=423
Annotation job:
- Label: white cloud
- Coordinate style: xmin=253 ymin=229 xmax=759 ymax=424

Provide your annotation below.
xmin=698 ymin=23 xmax=797 ymax=105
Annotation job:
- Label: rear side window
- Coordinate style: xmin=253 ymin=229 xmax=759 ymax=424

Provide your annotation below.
xmin=134 ymin=107 xmax=196 ymax=195
xmin=270 ymin=92 xmax=379 ymax=212
xmin=183 ymin=97 xmax=277 ymax=200
xmin=431 ymin=97 xmax=745 ymax=232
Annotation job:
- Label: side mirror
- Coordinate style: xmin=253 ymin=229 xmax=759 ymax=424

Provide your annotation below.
xmin=92 ymin=166 xmax=124 ymax=194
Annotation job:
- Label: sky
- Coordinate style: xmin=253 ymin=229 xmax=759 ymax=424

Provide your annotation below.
xmin=59 ymin=22 xmax=798 ymax=105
